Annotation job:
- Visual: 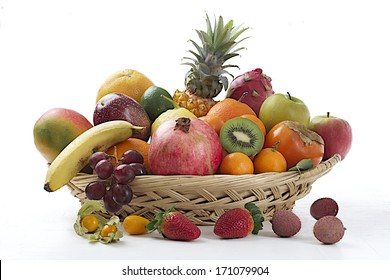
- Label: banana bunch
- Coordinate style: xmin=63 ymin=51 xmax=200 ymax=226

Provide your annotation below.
xmin=44 ymin=120 xmax=143 ymax=192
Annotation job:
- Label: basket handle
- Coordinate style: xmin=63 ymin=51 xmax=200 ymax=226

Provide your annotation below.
xmin=299 ymin=154 xmax=342 ymax=180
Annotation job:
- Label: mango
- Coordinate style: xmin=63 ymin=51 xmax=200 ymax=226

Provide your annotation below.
xmin=33 ymin=108 xmax=93 ymax=163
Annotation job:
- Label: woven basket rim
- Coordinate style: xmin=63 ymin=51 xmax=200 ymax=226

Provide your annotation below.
xmin=67 ymin=154 xmax=341 ymax=225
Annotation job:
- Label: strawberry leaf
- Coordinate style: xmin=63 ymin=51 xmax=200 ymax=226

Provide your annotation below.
xmin=244 ymin=202 xmax=264 ymax=234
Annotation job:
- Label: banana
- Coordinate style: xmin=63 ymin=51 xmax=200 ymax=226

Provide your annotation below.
xmin=44 ymin=120 xmax=143 ymax=192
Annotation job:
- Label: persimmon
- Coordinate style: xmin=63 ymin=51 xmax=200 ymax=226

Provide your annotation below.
xmin=264 ymin=121 xmax=324 ymax=169
xmin=253 ymin=141 xmax=287 ymax=173
xmin=219 ymin=152 xmax=254 ymax=175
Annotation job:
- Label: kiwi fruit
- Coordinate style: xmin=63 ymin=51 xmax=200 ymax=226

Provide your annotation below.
xmin=271 ymin=209 xmax=301 ymax=237
xmin=219 ymin=117 xmax=264 ymax=156
xmin=313 ymin=216 xmax=345 ymax=244
xmin=310 ymin=197 xmax=339 ymax=220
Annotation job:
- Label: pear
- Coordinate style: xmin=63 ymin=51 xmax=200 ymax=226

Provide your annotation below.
xmin=151 ymin=96 xmax=196 ymax=135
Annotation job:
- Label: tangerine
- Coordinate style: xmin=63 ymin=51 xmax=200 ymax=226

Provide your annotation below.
xmin=240 ymin=114 xmax=267 ymax=136
xmin=105 ymin=138 xmax=150 ymax=173
xmin=206 ymin=98 xmax=256 ymax=123
xmin=253 ymin=142 xmax=287 ymax=173
xmin=198 ymin=115 xmax=225 ymax=135
xmin=219 ymin=152 xmax=254 ymax=175
xmin=96 ymin=69 xmax=153 ymax=103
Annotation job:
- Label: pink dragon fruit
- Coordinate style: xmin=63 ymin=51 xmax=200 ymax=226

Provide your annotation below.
xmin=226 ymin=68 xmax=274 ymax=115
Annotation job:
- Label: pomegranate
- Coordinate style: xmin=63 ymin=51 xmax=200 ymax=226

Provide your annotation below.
xmin=149 ymin=117 xmax=223 ymax=175
xmin=227 ymin=68 xmax=274 ymax=115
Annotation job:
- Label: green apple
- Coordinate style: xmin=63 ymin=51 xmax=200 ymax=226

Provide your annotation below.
xmin=259 ymin=92 xmax=310 ymax=132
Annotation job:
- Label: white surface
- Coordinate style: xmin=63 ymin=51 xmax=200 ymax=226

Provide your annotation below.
xmin=1 ymin=0 xmax=390 ymax=263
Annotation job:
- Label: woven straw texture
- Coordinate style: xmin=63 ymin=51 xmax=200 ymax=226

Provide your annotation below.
xmin=68 ymin=154 xmax=341 ymax=225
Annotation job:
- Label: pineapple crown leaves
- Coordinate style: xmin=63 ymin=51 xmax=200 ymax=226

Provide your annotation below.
xmin=244 ymin=202 xmax=264 ymax=234
xmin=183 ymin=14 xmax=250 ymax=98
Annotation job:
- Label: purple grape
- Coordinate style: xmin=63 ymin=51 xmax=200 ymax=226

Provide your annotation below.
xmin=114 ymin=164 xmax=136 ymax=184
xmin=85 ymin=181 xmax=107 ymax=200
xmin=95 ymin=159 xmax=114 ymax=179
xmin=112 ymin=184 xmax=133 ymax=205
xmin=129 ymin=163 xmax=147 ymax=175
xmin=103 ymin=188 xmax=122 ymax=213
xmin=89 ymin=152 xmax=109 ymax=169
xmin=121 ymin=150 xmax=144 ymax=164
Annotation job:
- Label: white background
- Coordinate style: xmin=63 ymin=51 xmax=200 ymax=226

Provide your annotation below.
xmin=1 ymin=0 xmax=389 ymax=278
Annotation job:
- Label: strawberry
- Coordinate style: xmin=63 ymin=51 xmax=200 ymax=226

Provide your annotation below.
xmin=214 ymin=202 xmax=264 ymax=239
xmin=145 ymin=207 xmax=201 ymax=241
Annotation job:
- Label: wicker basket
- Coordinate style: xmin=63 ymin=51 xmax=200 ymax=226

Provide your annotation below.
xmin=67 ymin=154 xmax=341 ymax=225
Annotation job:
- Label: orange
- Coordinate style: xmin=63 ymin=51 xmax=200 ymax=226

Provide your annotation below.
xmin=206 ymin=98 xmax=256 ymax=123
xmin=96 ymin=69 xmax=153 ymax=103
xmin=240 ymin=114 xmax=267 ymax=136
xmin=253 ymin=142 xmax=287 ymax=173
xmin=105 ymin=138 xmax=150 ymax=173
xmin=123 ymin=215 xmax=150 ymax=235
xmin=198 ymin=115 xmax=225 ymax=135
xmin=219 ymin=152 xmax=254 ymax=175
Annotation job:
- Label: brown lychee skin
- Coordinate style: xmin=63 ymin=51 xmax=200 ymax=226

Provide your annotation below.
xmin=310 ymin=197 xmax=339 ymax=220
xmin=271 ymin=210 xmax=301 ymax=237
xmin=313 ymin=216 xmax=345 ymax=244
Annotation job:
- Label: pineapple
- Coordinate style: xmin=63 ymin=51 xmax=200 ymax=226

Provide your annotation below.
xmin=173 ymin=14 xmax=249 ymax=117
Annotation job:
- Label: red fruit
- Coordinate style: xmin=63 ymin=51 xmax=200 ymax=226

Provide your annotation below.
xmin=146 ymin=208 xmax=201 ymax=241
xmin=227 ymin=68 xmax=274 ymax=115
xmin=149 ymin=117 xmax=223 ymax=175
xmin=214 ymin=203 xmax=264 ymax=239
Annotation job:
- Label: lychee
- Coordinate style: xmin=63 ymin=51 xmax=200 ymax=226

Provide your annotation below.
xmin=310 ymin=197 xmax=339 ymax=220
xmin=271 ymin=210 xmax=301 ymax=237
xmin=313 ymin=216 xmax=345 ymax=244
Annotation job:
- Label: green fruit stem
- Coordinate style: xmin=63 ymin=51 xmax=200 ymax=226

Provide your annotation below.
xmin=272 ymin=140 xmax=280 ymax=152
xmin=286 ymin=92 xmax=292 ymax=100
xmin=327 ymin=112 xmax=330 ymax=118
xmin=238 ymin=91 xmax=248 ymax=102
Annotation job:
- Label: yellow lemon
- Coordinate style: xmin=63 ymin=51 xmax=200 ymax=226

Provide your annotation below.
xmin=96 ymin=69 xmax=153 ymax=103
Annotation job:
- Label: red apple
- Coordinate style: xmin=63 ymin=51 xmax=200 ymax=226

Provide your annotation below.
xmin=308 ymin=112 xmax=352 ymax=160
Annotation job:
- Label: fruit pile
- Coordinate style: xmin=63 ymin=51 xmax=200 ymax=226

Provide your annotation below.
xmin=33 ymin=14 xmax=352 ymax=244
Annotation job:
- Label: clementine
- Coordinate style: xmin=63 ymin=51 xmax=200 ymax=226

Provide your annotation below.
xmin=105 ymin=138 xmax=150 ymax=173
xmin=219 ymin=152 xmax=254 ymax=175
xmin=240 ymin=114 xmax=267 ymax=136
xmin=253 ymin=142 xmax=287 ymax=173
xmin=198 ymin=115 xmax=225 ymax=135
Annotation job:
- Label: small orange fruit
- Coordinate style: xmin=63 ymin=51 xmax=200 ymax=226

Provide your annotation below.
xmin=240 ymin=114 xmax=267 ymax=136
xmin=198 ymin=115 xmax=225 ymax=135
xmin=219 ymin=152 xmax=254 ymax=175
xmin=253 ymin=141 xmax=287 ymax=173
xmin=81 ymin=215 xmax=99 ymax=233
xmin=96 ymin=69 xmax=153 ymax=103
xmin=206 ymin=98 xmax=256 ymax=123
xmin=106 ymin=138 xmax=150 ymax=173
xmin=100 ymin=224 xmax=117 ymax=237
xmin=123 ymin=215 xmax=150 ymax=235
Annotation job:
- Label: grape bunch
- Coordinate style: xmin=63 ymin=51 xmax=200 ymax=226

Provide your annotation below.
xmin=85 ymin=149 xmax=147 ymax=213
